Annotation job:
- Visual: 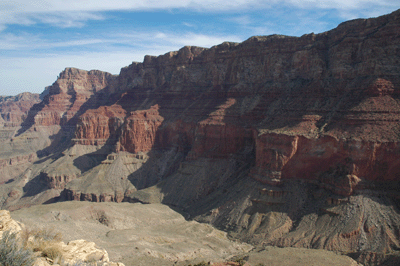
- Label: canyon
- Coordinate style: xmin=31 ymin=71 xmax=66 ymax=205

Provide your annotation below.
xmin=0 ymin=9 xmax=400 ymax=266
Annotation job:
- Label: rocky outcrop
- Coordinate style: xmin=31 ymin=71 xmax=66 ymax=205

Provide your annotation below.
xmin=74 ymin=106 xmax=126 ymax=146
xmin=119 ymin=105 xmax=164 ymax=153
xmin=0 ymin=209 xmax=124 ymax=266
xmin=62 ymin=152 xmax=139 ymax=202
xmin=0 ymin=210 xmax=22 ymax=236
xmin=0 ymin=153 xmax=37 ymax=170
xmin=33 ymin=68 xmax=116 ymax=127
xmin=252 ymin=134 xmax=400 ymax=195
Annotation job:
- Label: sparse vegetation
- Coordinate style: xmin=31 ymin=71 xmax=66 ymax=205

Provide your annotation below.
xmin=0 ymin=226 xmax=66 ymax=266
xmin=0 ymin=230 xmax=36 ymax=266
xmin=188 ymin=262 xmax=209 ymax=266
xmin=21 ymin=226 xmax=64 ymax=263
xmin=0 ymin=226 xmax=114 ymax=266
xmin=91 ymin=210 xmax=110 ymax=227
xmin=232 ymin=255 xmax=249 ymax=266
xmin=21 ymin=227 xmax=62 ymax=243
xmin=64 ymin=261 xmax=109 ymax=266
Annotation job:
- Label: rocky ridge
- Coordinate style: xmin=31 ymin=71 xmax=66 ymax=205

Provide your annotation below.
xmin=0 ymin=9 xmax=399 ymax=266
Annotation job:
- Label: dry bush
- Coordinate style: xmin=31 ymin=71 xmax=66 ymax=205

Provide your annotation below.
xmin=0 ymin=230 xmax=36 ymax=266
xmin=20 ymin=226 xmax=63 ymax=263
xmin=20 ymin=227 xmax=62 ymax=245
xmin=90 ymin=210 xmax=111 ymax=227
xmin=34 ymin=241 xmax=63 ymax=262
xmin=64 ymin=261 xmax=110 ymax=266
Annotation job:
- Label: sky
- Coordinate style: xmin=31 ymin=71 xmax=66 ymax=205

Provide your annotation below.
xmin=0 ymin=1 xmax=399 ymax=96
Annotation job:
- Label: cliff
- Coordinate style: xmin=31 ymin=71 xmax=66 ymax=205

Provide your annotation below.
xmin=0 ymin=92 xmax=40 ymax=128
xmin=0 ymin=9 xmax=400 ymax=266
xmin=31 ymin=67 xmax=117 ymax=127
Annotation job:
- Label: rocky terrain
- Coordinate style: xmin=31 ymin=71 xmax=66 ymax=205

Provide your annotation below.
xmin=0 ymin=208 xmax=124 ymax=266
xmin=10 ymin=201 xmax=360 ymax=266
xmin=0 ymin=8 xmax=399 ymax=266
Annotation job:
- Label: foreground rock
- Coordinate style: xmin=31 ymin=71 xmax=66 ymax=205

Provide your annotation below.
xmin=0 ymin=209 xmax=124 ymax=266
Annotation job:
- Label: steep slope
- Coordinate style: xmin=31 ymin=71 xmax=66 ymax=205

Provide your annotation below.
xmin=0 ymin=8 xmax=400 ymax=266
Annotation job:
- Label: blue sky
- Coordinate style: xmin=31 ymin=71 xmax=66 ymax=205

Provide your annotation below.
xmin=1 ymin=1 xmax=399 ymax=96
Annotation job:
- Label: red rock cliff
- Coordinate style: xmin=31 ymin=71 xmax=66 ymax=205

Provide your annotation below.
xmin=33 ymin=68 xmax=116 ymax=127
xmin=70 ymin=9 xmax=400 ymax=195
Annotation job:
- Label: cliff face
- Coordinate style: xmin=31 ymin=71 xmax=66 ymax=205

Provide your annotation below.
xmin=0 ymin=92 xmax=40 ymax=127
xmin=1 ymin=9 xmax=400 ymax=266
xmin=70 ymin=8 xmax=400 ymax=188
xmin=33 ymin=68 xmax=117 ymax=127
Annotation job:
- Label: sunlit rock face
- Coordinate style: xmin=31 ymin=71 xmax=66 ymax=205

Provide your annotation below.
xmin=1 ymin=9 xmax=400 ymax=266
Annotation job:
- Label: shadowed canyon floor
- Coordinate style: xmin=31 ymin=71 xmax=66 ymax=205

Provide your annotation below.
xmin=0 ymin=9 xmax=400 ymax=266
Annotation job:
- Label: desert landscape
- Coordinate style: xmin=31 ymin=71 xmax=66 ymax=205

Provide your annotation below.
xmin=0 ymin=8 xmax=399 ymax=266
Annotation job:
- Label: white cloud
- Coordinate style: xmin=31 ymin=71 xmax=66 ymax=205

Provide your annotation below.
xmin=227 ymin=15 xmax=253 ymax=26
xmin=0 ymin=51 xmax=150 ymax=95
xmin=0 ymin=30 xmax=243 ymax=95
xmin=173 ymin=33 xmax=242 ymax=47
xmin=0 ymin=29 xmax=241 ymax=51
xmin=0 ymin=33 xmax=109 ymax=50
xmin=283 ymin=0 xmax=396 ymax=10
xmin=1 ymin=0 xmax=396 ymax=13
xmin=109 ymin=30 xmax=242 ymax=49
xmin=182 ymin=22 xmax=195 ymax=27
xmin=1 ymin=0 xmax=397 ymax=30
xmin=155 ymin=33 xmax=167 ymax=39
xmin=32 ymin=12 xmax=104 ymax=28
xmin=0 ymin=0 xmax=265 ymax=13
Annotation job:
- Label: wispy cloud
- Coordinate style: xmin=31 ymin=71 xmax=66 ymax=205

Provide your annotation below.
xmin=32 ymin=12 xmax=104 ymax=28
xmin=153 ymin=32 xmax=242 ymax=47
xmin=1 ymin=0 xmax=397 ymax=30
xmin=0 ymin=52 xmax=147 ymax=95
xmin=182 ymin=22 xmax=196 ymax=28
xmin=226 ymin=15 xmax=253 ymax=26
xmin=0 ymin=29 xmax=244 ymax=94
xmin=0 ymin=33 xmax=109 ymax=50
xmin=100 ymin=30 xmax=242 ymax=50
xmin=282 ymin=0 xmax=398 ymax=19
